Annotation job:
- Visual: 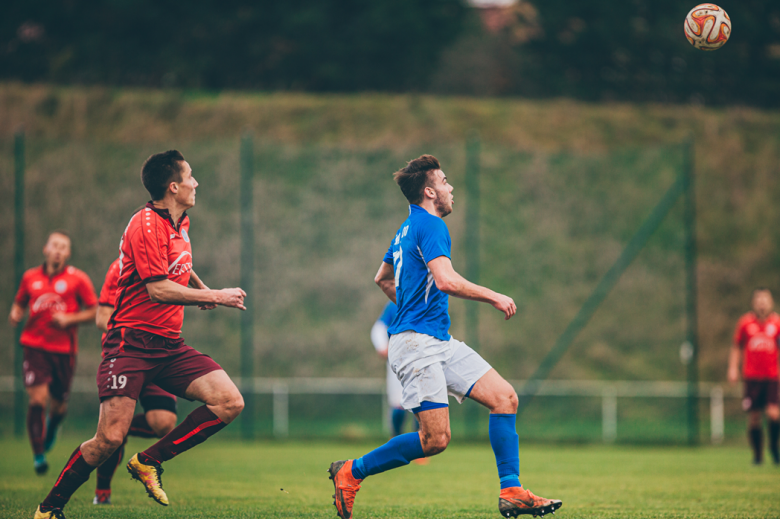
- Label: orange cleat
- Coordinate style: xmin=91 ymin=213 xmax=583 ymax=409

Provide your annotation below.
xmin=498 ymin=487 xmax=562 ymax=517
xmin=413 ymin=457 xmax=429 ymax=465
xmin=328 ymin=460 xmax=362 ymax=519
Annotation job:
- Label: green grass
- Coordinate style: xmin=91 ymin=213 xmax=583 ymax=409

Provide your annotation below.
xmin=1 ymin=436 xmax=778 ymax=518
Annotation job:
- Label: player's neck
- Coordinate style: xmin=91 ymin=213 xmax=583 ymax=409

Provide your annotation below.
xmin=44 ymin=261 xmax=65 ymax=277
xmin=153 ymin=197 xmax=187 ymax=226
xmin=755 ymin=311 xmax=773 ymax=321
xmin=415 ymin=200 xmax=442 ymax=218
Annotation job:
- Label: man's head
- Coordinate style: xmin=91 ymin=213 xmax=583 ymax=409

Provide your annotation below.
xmin=43 ymin=231 xmax=71 ymax=268
xmin=752 ymin=287 xmax=774 ymax=318
xmin=393 ymin=155 xmax=454 ymax=218
xmin=141 ymin=150 xmax=198 ymax=208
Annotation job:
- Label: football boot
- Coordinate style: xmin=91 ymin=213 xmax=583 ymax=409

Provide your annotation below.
xmin=126 ymin=453 xmax=168 ymax=506
xmin=498 ymin=486 xmax=562 ymax=517
xmin=93 ymin=489 xmax=111 ymax=505
xmin=328 ymin=459 xmax=362 ymax=519
xmin=33 ymin=505 xmax=66 ymax=519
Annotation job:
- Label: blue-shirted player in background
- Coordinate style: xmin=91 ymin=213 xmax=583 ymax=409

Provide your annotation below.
xmin=371 ymin=302 xmax=424 ymax=445
xmin=329 ymin=155 xmax=562 ymax=519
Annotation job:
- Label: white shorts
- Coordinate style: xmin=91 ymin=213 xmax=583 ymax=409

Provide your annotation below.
xmin=386 ymin=362 xmax=403 ymax=409
xmin=388 ymin=331 xmax=492 ymax=412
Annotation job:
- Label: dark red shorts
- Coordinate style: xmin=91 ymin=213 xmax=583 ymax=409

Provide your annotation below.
xmin=97 ymin=328 xmax=221 ymax=402
xmin=743 ymin=380 xmax=780 ymax=411
xmin=139 ymin=384 xmax=177 ymax=413
xmin=23 ymin=346 xmax=75 ymax=402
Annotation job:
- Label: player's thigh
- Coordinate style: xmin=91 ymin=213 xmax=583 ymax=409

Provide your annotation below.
xmin=468 ymin=369 xmax=518 ymax=413
xmin=184 ymin=369 xmax=243 ymax=408
xmin=25 ymin=383 xmax=49 ymax=406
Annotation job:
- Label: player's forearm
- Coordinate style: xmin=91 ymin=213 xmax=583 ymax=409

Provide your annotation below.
xmin=189 ymin=270 xmax=208 ymax=289
xmin=378 ymin=280 xmax=397 ymax=303
xmin=95 ymin=305 xmax=114 ymax=332
xmin=728 ymin=347 xmax=741 ymax=376
xmin=436 ymin=272 xmax=498 ymax=304
xmin=147 ymin=279 xmax=222 ymax=306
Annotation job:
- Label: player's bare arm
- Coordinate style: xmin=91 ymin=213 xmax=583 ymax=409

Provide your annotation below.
xmin=727 ymin=345 xmax=741 ymax=384
xmin=95 ymin=306 xmax=113 ymax=332
xmin=189 ymin=270 xmax=218 ymax=310
xmin=427 ymin=256 xmax=516 ymax=320
xmin=146 ymin=278 xmax=246 ymax=310
xmin=374 ymin=262 xmax=397 ymax=304
xmin=51 ymin=305 xmax=98 ymax=329
xmin=8 ymin=302 xmax=25 ymax=326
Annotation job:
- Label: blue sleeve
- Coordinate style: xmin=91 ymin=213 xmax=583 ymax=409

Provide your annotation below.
xmin=417 ymin=217 xmax=451 ymax=264
xmin=379 ymin=302 xmax=397 ymax=326
xmin=383 ymin=242 xmax=393 ymax=265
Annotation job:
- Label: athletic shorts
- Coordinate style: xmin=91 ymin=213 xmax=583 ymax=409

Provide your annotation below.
xmin=386 ymin=362 xmax=403 ymax=409
xmin=22 ymin=347 xmax=75 ymax=402
xmin=97 ymin=328 xmax=222 ymax=402
xmin=139 ymin=384 xmax=177 ymax=413
xmin=743 ymin=380 xmax=780 ymax=411
xmin=388 ymin=331 xmax=492 ymax=413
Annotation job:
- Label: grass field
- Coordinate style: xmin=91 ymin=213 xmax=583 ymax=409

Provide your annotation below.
xmin=0 ymin=436 xmax=778 ymax=518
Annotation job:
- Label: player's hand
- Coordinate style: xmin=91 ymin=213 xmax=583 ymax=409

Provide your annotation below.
xmin=50 ymin=313 xmax=72 ymax=329
xmin=492 ymin=293 xmax=517 ymax=320
xmin=217 ymin=288 xmax=247 ymax=310
xmin=8 ymin=305 xmax=24 ymax=327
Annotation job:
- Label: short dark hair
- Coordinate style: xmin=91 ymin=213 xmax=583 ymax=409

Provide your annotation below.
xmin=753 ymin=287 xmax=772 ymax=296
xmin=141 ymin=150 xmax=185 ymax=201
xmin=393 ymin=155 xmax=441 ymax=204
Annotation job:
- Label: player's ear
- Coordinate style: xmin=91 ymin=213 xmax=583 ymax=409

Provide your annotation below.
xmin=169 ymin=181 xmax=179 ymax=195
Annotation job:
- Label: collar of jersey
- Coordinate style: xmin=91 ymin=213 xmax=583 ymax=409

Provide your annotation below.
xmin=40 ymin=263 xmax=68 ymax=280
xmin=145 ymin=201 xmax=188 ymax=232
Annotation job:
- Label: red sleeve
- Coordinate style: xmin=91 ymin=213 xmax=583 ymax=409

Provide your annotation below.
xmin=13 ymin=272 xmax=30 ymax=307
xmin=98 ymin=260 xmax=120 ymax=306
xmin=733 ymin=317 xmax=747 ymax=349
xmin=76 ymin=271 xmax=98 ymax=308
xmin=129 ymin=215 xmax=169 ymax=283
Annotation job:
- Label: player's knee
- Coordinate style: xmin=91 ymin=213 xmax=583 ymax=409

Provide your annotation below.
xmin=506 ymin=389 xmax=519 ymax=413
xmin=150 ymin=415 xmax=177 ymax=437
xmin=767 ymin=406 xmax=780 ymax=421
xmin=491 ymin=386 xmax=518 ymax=414
xmin=221 ymin=392 xmax=244 ymax=422
xmin=97 ymin=429 xmax=126 ymax=453
xmin=423 ymin=431 xmax=450 ymax=456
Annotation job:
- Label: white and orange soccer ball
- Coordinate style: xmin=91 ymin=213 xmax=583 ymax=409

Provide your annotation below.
xmin=684 ymin=4 xmax=731 ymax=51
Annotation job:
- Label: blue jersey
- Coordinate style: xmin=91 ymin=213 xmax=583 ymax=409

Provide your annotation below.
xmin=378 ymin=302 xmax=398 ymax=327
xmin=382 ymin=205 xmax=452 ymax=341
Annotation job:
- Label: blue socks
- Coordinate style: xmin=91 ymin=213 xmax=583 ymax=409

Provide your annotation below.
xmin=351 ymin=432 xmax=425 ymax=480
xmin=391 ymin=408 xmax=406 ymax=437
xmin=489 ymin=413 xmax=521 ymax=489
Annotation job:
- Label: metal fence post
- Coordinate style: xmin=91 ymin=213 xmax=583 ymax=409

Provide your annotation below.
xmin=464 ymin=131 xmax=481 ymax=439
xmin=240 ymin=131 xmax=255 ymax=439
xmin=683 ymin=139 xmax=700 ymax=446
xmin=710 ymin=385 xmax=724 ymax=445
xmin=273 ymin=382 xmax=289 ymax=439
xmin=14 ymin=129 xmax=26 ymax=438
xmin=602 ymin=386 xmax=617 ymax=443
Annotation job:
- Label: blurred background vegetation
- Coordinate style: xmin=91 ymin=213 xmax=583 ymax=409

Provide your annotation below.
xmin=2 ymin=1 xmax=780 ymax=105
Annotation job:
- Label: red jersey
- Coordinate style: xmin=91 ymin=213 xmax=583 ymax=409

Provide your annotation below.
xmin=98 ymin=258 xmax=121 ymax=307
xmin=734 ymin=312 xmax=780 ymax=380
xmin=109 ymin=202 xmax=193 ymax=339
xmin=14 ymin=264 xmax=98 ymax=355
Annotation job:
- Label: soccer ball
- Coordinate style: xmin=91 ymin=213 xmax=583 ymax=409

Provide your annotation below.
xmin=684 ymin=4 xmax=731 ymax=51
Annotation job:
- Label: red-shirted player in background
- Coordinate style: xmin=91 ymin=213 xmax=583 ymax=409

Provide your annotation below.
xmin=8 ymin=231 xmax=98 ymax=476
xmin=34 ymin=150 xmax=247 ymax=519
xmin=728 ymin=287 xmax=780 ymax=465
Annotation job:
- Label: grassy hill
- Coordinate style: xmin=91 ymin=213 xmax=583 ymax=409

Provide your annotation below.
xmin=2 ymin=82 xmax=780 ymax=392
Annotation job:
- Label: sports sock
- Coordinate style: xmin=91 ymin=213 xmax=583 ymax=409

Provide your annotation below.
xmin=749 ymin=427 xmax=763 ymax=463
xmin=128 ymin=413 xmax=157 ymax=438
xmin=95 ymin=438 xmax=126 ymax=491
xmin=351 ymin=432 xmax=425 ymax=480
xmin=768 ymin=420 xmax=780 ymax=463
xmin=45 ymin=412 xmax=66 ymax=442
xmin=27 ymin=405 xmax=45 ymax=455
xmin=41 ymin=447 xmax=96 ymax=509
xmin=140 ymin=405 xmax=226 ymax=464
xmin=391 ymin=408 xmax=406 ymax=437
xmin=489 ymin=413 xmax=522 ymax=489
